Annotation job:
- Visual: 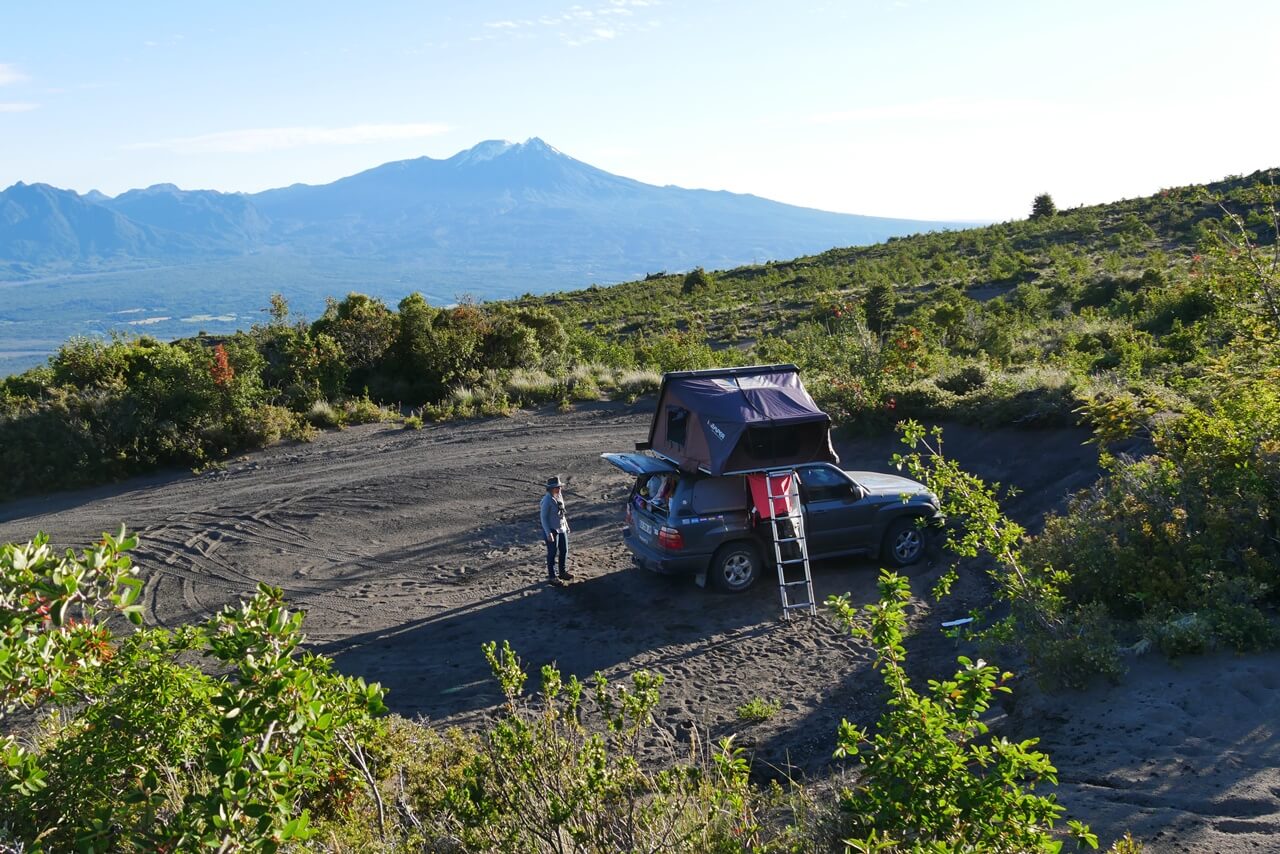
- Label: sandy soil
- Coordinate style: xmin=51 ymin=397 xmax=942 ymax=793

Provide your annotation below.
xmin=2 ymin=400 xmax=1276 ymax=851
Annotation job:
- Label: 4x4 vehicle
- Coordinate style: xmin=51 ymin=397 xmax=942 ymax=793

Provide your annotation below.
xmin=603 ymin=453 xmax=942 ymax=592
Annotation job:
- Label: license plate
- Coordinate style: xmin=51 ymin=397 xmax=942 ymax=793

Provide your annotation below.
xmin=638 ymin=519 xmax=655 ymax=536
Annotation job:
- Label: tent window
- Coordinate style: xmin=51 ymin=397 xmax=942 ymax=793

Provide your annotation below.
xmin=744 ymin=425 xmax=785 ymax=460
xmin=666 ymin=406 xmax=689 ymax=447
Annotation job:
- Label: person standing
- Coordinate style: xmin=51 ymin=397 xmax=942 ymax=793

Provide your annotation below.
xmin=541 ymin=476 xmax=572 ymax=585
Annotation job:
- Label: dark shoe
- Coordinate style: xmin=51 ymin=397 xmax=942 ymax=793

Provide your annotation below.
xmin=559 ymin=571 xmax=575 ymax=581
xmin=548 ymin=576 xmax=565 ymax=587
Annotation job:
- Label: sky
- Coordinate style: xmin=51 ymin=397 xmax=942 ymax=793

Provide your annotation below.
xmin=1 ymin=0 xmax=1277 ymax=222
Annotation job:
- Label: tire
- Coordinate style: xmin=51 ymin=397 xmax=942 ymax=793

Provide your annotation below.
xmin=709 ymin=542 xmax=762 ymax=592
xmin=881 ymin=517 xmax=926 ymax=567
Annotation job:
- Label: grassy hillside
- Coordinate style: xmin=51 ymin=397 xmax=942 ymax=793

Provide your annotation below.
xmin=3 ymin=169 xmax=1277 ymax=497
xmin=513 ymin=169 xmax=1278 ymax=433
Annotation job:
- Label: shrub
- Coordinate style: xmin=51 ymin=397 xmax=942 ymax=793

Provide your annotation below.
xmin=311 ymin=292 xmax=397 ymax=371
xmin=444 ymin=641 xmax=779 ymax=852
xmin=241 ymin=403 xmax=309 ymax=445
xmin=616 ymin=368 xmax=661 ymax=397
xmin=0 ymin=531 xmax=388 ymax=851
xmin=890 ymin=379 xmax=960 ymax=420
xmin=307 ymin=399 xmax=344 ymax=429
xmin=827 ymin=572 xmax=1099 ymax=852
xmin=864 ymin=280 xmax=897 ymax=333
xmin=342 ymin=394 xmax=394 ymax=425
xmin=937 ymin=361 xmax=992 ymax=395
xmin=1139 ymin=612 xmax=1214 ymax=658
xmin=893 ymin=422 xmax=1123 ymax=689
xmin=634 ymin=330 xmax=718 ymax=372
xmin=960 ymin=366 xmax=1081 ymax=426
xmin=681 ymin=267 xmax=712 ymax=294
xmin=735 ymin=697 xmax=781 ymax=723
xmin=1028 ymin=377 xmax=1280 ymax=647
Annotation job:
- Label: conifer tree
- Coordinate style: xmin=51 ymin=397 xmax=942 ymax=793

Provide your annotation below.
xmin=864 ymin=280 xmax=898 ymax=334
xmin=1030 ymin=192 xmax=1058 ymax=220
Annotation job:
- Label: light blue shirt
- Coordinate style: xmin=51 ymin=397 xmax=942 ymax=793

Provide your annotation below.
xmin=540 ymin=492 xmax=569 ymax=536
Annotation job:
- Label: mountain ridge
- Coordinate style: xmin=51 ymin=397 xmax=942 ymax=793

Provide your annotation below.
xmin=0 ymin=138 xmax=961 ymax=284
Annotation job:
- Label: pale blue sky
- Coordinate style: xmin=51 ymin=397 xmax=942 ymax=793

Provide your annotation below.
xmin=1 ymin=1 xmax=1276 ymax=220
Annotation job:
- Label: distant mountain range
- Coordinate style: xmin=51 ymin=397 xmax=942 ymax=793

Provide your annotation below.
xmin=1 ymin=138 xmax=959 ymax=284
xmin=0 ymin=138 xmax=965 ymax=376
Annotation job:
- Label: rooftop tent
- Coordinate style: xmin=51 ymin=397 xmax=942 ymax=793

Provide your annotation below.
xmin=643 ymin=364 xmax=839 ymax=475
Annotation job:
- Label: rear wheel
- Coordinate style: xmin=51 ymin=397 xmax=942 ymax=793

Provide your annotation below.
xmin=710 ymin=542 xmax=762 ymax=592
xmin=882 ymin=517 xmax=926 ymax=567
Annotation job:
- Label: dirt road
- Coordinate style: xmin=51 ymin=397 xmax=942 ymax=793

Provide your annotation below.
xmin=4 ymin=401 xmax=1277 ymax=850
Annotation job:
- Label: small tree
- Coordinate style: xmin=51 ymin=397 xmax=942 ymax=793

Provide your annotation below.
xmin=681 ymin=267 xmax=712 ymax=294
xmin=1031 ymin=193 xmax=1058 ymax=220
xmin=864 ymin=280 xmax=898 ymax=334
xmin=268 ymin=292 xmax=290 ymax=326
xmin=311 ymin=293 xmax=397 ymax=371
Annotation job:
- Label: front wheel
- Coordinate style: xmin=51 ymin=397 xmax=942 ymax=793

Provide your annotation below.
xmin=881 ymin=517 xmax=926 ymax=567
xmin=709 ymin=542 xmax=762 ymax=592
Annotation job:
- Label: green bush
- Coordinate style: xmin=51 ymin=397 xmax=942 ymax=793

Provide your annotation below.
xmin=893 ymin=422 xmax=1123 ymax=689
xmin=306 ymin=399 xmax=344 ymax=429
xmin=735 ymin=697 xmax=781 ymax=723
xmin=1139 ymin=612 xmax=1214 ymax=658
xmin=827 ymin=572 xmax=1100 ymax=852
xmin=937 ymin=361 xmax=991 ymax=395
xmin=1029 ymin=378 xmax=1280 ymax=640
xmin=342 ymin=394 xmax=396 ymax=425
xmin=0 ymin=531 xmax=388 ymax=851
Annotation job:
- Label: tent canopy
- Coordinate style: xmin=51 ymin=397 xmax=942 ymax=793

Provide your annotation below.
xmin=643 ymin=364 xmax=839 ymax=475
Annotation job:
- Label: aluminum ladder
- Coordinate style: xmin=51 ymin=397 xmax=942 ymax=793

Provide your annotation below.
xmin=764 ymin=470 xmax=816 ymax=619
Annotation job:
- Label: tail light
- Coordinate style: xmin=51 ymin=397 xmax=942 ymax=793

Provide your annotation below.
xmin=658 ymin=526 xmax=684 ymax=550
xmin=625 ymin=503 xmax=633 ymax=525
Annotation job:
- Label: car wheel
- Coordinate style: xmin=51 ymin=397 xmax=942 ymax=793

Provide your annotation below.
xmin=882 ymin=517 xmax=926 ymax=567
xmin=710 ymin=542 xmax=762 ymax=592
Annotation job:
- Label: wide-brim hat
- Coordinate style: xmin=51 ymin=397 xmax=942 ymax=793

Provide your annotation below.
xmin=546 ymin=475 xmax=565 ymax=489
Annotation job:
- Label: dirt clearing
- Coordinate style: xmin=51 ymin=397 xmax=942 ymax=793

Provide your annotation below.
xmin=3 ymin=401 xmax=1277 ymax=851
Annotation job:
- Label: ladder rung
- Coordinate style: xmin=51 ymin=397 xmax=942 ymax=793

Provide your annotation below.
xmin=773 ymin=536 xmax=804 ymax=543
xmin=781 ymin=580 xmax=810 ymax=587
xmin=784 ymin=602 xmax=815 ymax=610
xmin=779 ymin=558 xmax=808 ymax=565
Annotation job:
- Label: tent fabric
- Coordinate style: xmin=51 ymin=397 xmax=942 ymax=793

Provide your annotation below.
xmin=747 ymin=472 xmax=795 ymax=519
xmin=647 ymin=365 xmax=839 ymax=475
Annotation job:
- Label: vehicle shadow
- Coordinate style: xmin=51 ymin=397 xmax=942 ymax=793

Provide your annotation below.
xmin=314 ymin=559 xmax=789 ymax=723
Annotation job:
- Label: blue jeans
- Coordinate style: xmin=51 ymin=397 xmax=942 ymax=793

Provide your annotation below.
xmin=546 ymin=531 xmax=567 ymax=578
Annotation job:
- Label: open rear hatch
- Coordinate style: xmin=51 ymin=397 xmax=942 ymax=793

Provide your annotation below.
xmin=600 ymin=452 xmax=679 ymax=476
xmin=601 ymin=452 xmax=680 ymax=549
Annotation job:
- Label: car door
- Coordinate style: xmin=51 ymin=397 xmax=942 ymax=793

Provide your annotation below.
xmin=797 ymin=464 xmax=862 ymax=556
